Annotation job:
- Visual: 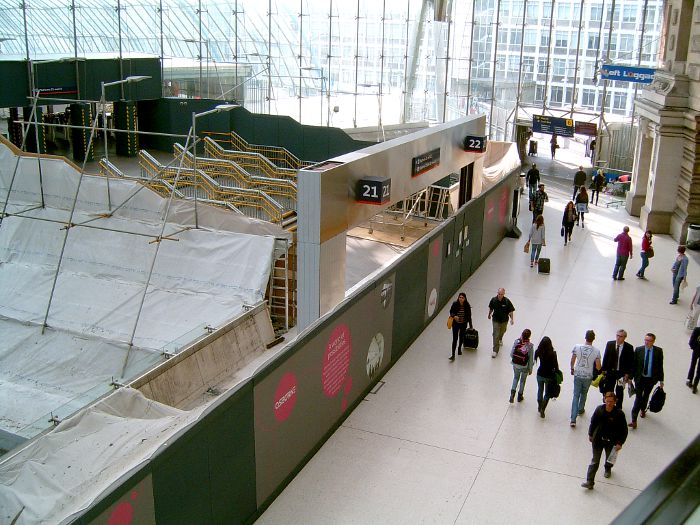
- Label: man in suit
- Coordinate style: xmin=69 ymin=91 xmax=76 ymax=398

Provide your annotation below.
xmin=629 ymin=333 xmax=664 ymax=429
xmin=600 ymin=329 xmax=635 ymax=409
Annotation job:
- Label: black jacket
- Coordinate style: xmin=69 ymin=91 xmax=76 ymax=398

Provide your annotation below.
xmin=633 ymin=345 xmax=664 ymax=384
xmin=589 ymin=404 xmax=628 ymax=446
xmin=449 ymin=299 xmax=472 ymax=327
xmin=601 ymin=340 xmax=635 ymax=379
xmin=535 ymin=348 xmax=559 ymax=380
xmin=689 ymin=327 xmax=700 ymax=351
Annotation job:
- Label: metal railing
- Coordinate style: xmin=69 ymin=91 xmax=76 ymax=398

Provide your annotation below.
xmin=205 ymin=130 xmax=313 ymax=170
xmin=203 ymin=136 xmax=298 ymax=181
xmin=138 ymin=150 xmax=286 ymax=223
xmin=174 ymin=143 xmax=297 ymax=210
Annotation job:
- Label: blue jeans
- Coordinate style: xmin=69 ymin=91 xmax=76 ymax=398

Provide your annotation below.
xmin=672 ymin=272 xmax=684 ymax=302
xmin=638 ymin=252 xmax=649 ymax=277
xmin=571 ymin=376 xmax=592 ymax=422
xmin=512 ymin=365 xmax=529 ymax=394
xmin=612 ymin=255 xmax=629 ymax=279
xmin=530 ymin=243 xmax=542 ymax=263
xmin=536 ymin=375 xmax=551 ymax=405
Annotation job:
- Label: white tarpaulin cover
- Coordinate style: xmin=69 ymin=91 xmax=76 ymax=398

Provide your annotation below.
xmin=0 ymin=141 xmax=280 ymax=440
xmin=0 ymin=388 xmax=205 ymax=525
xmin=481 ymin=141 xmax=522 ymax=190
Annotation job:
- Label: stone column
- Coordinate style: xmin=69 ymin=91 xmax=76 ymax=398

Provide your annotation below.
xmin=626 ymin=117 xmax=653 ymax=217
xmin=639 ymin=122 xmax=685 ymax=233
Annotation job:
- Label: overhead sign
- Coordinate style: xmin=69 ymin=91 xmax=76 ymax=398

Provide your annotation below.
xmin=532 ymin=115 xmax=574 ymax=137
xmin=357 ymin=176 xmax=391 ymax=205
xmin=574 ymin=121 xmax=597 ymax=136
xmin=463 ymin=135 xmax=488 ymax=153
xmin=412 ymin=148 xmax=441 ymax=177
xmin=600 ymin=65 xmax=655 ymax=84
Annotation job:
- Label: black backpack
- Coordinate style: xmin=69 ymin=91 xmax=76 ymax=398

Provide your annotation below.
xmin=512 ymin=339 xmax=529 ymax=366
xmin=648 ymin=386 xmax=666 ymax=413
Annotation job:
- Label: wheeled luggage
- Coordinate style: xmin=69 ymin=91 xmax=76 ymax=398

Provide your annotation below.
xmin=538 ymin=258 xmax=550 ymax=274
xmin=464 ymin=327 xmax=479 ymax=349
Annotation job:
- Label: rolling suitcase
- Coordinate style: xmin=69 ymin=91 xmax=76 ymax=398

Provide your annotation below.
xmin=464 ymin=327 xmax=479 ymax=349
xmin=538 ymin=258 xmax=550 ymax=274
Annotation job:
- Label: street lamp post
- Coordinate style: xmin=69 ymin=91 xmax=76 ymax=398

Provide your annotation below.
xmin=100 ymin=75 xmax=151 ymax=212
xmin=189 ymin=104 xmax=239 ymax=228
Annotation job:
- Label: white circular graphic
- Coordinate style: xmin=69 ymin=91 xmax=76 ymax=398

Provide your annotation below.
xmin=366 ymin=332 xmax=385 ymax=379
xmin=427 ymin=288 xmax=438 ymax=316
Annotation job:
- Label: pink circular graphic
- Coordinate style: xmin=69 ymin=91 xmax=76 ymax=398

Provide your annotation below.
xmin=323 ymin=324 xmax=352 ymax=397
xmin=341 ymin=397 xmax=348 ymax=412
xmin=273 ymin=372 xmax=298 ymax=422
xmin=108 ymin=502 xmax=134 ymax=525
xmin=343 ymin=376 xmax=353 ymax=395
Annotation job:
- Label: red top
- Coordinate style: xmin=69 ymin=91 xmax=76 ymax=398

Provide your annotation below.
xmin=615 ymin=232 xmax=633 ymax=257
xmin=642 ymin=235 xmax=652 ymax=252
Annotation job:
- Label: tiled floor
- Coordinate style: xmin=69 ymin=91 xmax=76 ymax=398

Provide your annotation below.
xmin=257 ymin=146 xmax=700 ymax=524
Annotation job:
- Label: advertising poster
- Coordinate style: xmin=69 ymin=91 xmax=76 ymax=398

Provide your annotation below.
xmin=253 ymin=274 xmax=395 ymax=505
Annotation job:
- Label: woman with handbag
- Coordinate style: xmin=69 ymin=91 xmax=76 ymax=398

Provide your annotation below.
xmin=562 ymin=201 xmax=576 ymax=246
xmin=534 ymin=336 xmax=559 ymax=418
xmin=448 ymin=292 xmax=473 ymax=360
xmin=528 ymin=215 xmax=546 ymax=268
xmin=636 ymin=230 xmax=653 ymax=279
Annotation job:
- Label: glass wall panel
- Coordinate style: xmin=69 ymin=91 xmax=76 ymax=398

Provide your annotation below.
xmin=0 ymin=0 xmax=665 ymax=150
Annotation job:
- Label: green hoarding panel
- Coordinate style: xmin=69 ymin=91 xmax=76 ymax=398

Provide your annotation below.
xmin=152 ymin=383 xmax=256 ymax=524
xmin=392 ymin=244 xmax=428 ymax=361
xmin=438 ymin=219 xmax=459 ymax=306
xmin=152 ymin=432 xmax=213 ymax=523
xmin=207 ymin=385 xmax=257 ymax=524
xmin=0 ymin=62 xmax=30 ymax=108
xmin=0 ymin=59 xmax=161 ymax=109
xmin=277 ymin=117 xmax=303 ymax=158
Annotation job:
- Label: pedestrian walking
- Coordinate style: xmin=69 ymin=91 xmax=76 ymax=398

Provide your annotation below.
xmin=636 ymin=230 xmax=653 ymax=279
xmin=580 ymin=391 xmax=628 ymax=489
xmin=612 ymin=226 xmax=633 ymax=281
xmin=526 ymin=164 xmax=540 ymax=202
xmin=589 ymin=138 xmax=597 ymax=161
xmin=570 ymin=330 xmax=602 ymax=428
xmin=550 ymin=133 xmax=559 ymax=159
xmin=531 ymin=183 xmax=549 ymax=222
xmin=509 ymin=329 xmax=534 ymax=403
xmin=534 ymin=336 xmax=559 ymax=418
xmin=528 ymin=215 xmax=546 ymax=268
xmin=670 ymin=245 xmax=689 ymax=304
xmin=687 ymin=326 xmax=700 ymax=394
xmin=575 ymin=187 xmax=589 ymax=227
xmin=573 ymin=166 xmax=587 ymax=200
xmin=562 ymin=201 xmax=576 ymax=246
xmin=590 ymin=169 xmax=606 ymax=205
xmin=488 ymin=288 xmax=515 ymax=359
xmin=448 ymin=292 xmax=473 ymax=361
xmin=600 ymin=330 xmax=635 ymax=409
xmin=628 ymin=333 xmax=664 ymax=429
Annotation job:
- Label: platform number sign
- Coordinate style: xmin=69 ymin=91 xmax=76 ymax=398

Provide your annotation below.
xmin=357 ymin=177 xmax=391 ymax=205
xmin=463 ymin=135 xmax=487 ymax=153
